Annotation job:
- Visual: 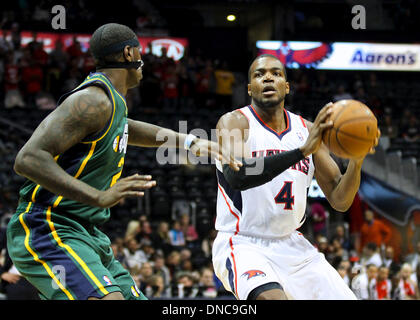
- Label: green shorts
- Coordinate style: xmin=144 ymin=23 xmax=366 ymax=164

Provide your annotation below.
xmin=7 ymin=201 xmax=147 ymax=300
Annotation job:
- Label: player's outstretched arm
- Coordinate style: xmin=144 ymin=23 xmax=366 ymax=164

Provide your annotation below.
xmin=126 ymin=118 xmax=242 ymax=171
xmin=14 ymin=87 xmax=153 ymax=208
xmin=310 ymin=122 xmax=380 ymax=212
xmin=219 ymin=104 xmax=333 ymax=191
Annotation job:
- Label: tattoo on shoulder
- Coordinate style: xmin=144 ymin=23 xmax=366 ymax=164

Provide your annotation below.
xmin=62 ymin=87 xmax=112 ymax=135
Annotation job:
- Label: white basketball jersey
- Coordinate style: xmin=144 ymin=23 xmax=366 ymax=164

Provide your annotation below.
xmin=215 ymin=105 xmax=315 ymax=238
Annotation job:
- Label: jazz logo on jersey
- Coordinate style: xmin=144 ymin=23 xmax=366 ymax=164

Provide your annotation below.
xmin=242 ymin=270 xmax=266 ymax=280
xmin=113 ymin=123 xmax=129 ymax=154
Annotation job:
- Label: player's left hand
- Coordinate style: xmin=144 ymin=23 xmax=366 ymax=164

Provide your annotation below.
xmin=189 ymin=139 xmax=242 ymax=171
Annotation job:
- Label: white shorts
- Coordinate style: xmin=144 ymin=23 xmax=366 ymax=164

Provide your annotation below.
xmin=212 ymin=230 xmax=357 ymax=300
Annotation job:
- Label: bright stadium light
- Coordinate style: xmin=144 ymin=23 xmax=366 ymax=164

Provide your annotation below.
xmin=227 ymin=14 xmax=236 ymax=22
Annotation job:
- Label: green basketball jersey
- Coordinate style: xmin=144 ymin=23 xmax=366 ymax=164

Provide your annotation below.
xmin=18 ymin=72 xmax=129 ymax=225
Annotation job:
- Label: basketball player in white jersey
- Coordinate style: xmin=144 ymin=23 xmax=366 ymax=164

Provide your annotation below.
xmin=212 ymin=54 xmax=380 ymax=300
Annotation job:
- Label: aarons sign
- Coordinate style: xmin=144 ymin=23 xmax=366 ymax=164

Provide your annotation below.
xmin=0 ymin=30 xmax=188 ymax=62
xmin=256 ymin=41 xmax=420 ymax=71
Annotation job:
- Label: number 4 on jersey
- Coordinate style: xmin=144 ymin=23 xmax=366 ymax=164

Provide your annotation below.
xmin=274 ymin=181 xmax=294 ymax=210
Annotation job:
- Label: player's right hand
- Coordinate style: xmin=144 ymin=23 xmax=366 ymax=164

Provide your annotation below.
xmin=300 ymin=102 xmax=334 ymax=157
xmin=95 ymin=174 xmax=156 ymax=208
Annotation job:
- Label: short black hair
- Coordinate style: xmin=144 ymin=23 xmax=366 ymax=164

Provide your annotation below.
xmin=248 ymin=54 xmax=287 ymax=82
xmin=90 ymin=23 xmax=138 ymax=65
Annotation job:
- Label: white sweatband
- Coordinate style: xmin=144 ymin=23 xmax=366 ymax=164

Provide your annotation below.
xmin=184 ymin=134 xmax=198 ymax=150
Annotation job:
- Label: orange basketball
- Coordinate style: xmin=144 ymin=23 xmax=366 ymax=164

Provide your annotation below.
xmin=322 ymin=99 xmax=378 ymax=159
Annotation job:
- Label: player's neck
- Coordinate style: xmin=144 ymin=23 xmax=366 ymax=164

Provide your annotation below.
xmin=253 ymin=103 xmax=287 ymax=133
xmin=98 ymin=69 xmax=128 ymax=96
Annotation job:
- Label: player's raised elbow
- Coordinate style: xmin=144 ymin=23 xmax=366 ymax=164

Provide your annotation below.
xmin=328 ymin=198 xmax=352 ymax=213
xmin=14 ymin=147 xmax=38 ymax=177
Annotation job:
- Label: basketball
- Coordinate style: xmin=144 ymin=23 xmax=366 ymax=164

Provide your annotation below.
xmin=322 ymin=99 xmax=378 ymax=159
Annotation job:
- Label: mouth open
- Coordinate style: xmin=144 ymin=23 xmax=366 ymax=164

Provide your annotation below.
xmin=262 ymin=86 xmax=277 ymax=96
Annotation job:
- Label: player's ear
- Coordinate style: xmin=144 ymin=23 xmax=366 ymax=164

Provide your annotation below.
xmin=247 ymin=83 xmax=252 ymax=97
xmin=285 ymin=81 xmax=290 ymax=95
xmin=123 ymin=45 xmax=133 ymax=62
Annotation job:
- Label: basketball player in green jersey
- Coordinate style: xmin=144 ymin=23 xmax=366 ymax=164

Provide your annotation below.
xmin=7 ymin=23 xmax=241 ymax=300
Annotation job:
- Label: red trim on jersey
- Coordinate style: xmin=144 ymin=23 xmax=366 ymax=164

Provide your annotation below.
xmin=238 ymin=108 xmax=250 ymax=122
xmin=249 ymin=105 xmax=290 ymax=136
xmin=229 ymin=236 xmax=239 ymax=297
xmin=299 ymin=116 xmax=307 ymax=128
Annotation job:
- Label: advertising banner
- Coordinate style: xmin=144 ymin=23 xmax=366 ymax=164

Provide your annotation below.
xmin=256 ymin=40 xmax=420 ymax=71
xmin=0 ymin=30 xmax=188 ymax=61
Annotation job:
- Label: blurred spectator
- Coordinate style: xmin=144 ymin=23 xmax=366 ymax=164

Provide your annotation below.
xmin=401 ymin=114 xmax=420 ymax=142
xmin=151 ymin=221 xmax=173 ymax=255
xmin=310 ymin=201 xmax=327 ymax=237
xmin=380 ymin=114 xmax=399 ymax=139
xmin=137 ymin=261 xmax=154 ymax=293
xmin=144 ymin=274 xmax=168 ymax=299
xmin=173 ymin=271 xmax=198 ymax=298
xmin=333 ymin=84 xmax=352 ymax=102
xmin=169 ymin=220 xmax=186 ymax=249
xmin=21 ymin=58 xmax=43 ymax=105
xmin=372 ymin=266 xmax=391 ymax=300
xmin=351 ymin=263 xmax=378 ymax=300
xmin=123 ymin=238 xmax=147 ymax=274
xmin=331 ymin=224 xmax=352 ymax=252
xmin=361 ymin=242 xmax=383 ymax=268
xmin=383 ymin=245 xmax=401 ymax=278
xmin=397 ymin=263 xmax=420 ymax=300
xmin=315 ymin=235 xmax=329 ymax=256
xmin=152 ymin=254 xmax=171 ymax=289
xmin=360 ymin=209 xmax=391 ymax=252
xmin=179 ymin=213 xmax=199 ymax=245
xmin=198 ymin=267 xmax=218 ymax=298
xmin=111 ymin=237 xmax=128 ymax=268
xmin=124 ymin=220 xmax=141 ymax=242
xmin=214 ymin=61 xmax=235 ymax=109
xmin=195 ymin=61 xmax=214 ymax=107
xmin=166 ymin=250 xmax=182 ymax=280
xmin=337 ymin=260 xmax=351 ymax=286
xmin=201 ymin=229 xmax=217 ymax=259
xmin=161 ymin=64 xmax=179 ymax=110
xmin=66 ymin=36 xmax=83 ymax=60
xmin=3 ymin=52 xmax=25 ymax=108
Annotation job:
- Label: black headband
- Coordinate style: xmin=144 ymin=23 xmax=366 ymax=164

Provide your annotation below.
xmin=94 ymin=37 xmax=140 ymax=58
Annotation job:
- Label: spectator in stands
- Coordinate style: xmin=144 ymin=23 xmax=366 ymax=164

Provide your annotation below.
xmin=372 ymin=266 xmax=391 ymax=300
xmin=179 ymin=213 xmax=199 ymax=245
xmin=401 ymin=114 xmax=420 ymax=142
xmin=315 ymin=235 xmax=330 ymax=257
xmin=329 ymin=237 xmax=349 ymax=267
xmin=198 ymin=267 xmax=218 ymax=298
xmin=124 ymin=220 xmax=141 ymax=242
xmin=310 ymin=201 xmax=327 ymax=237
xmin=123 ymin=238 xmax=148 ymax=274
xmin=331 ymin=224 xmax=352 ymax=252
xmin=111 ymin=237 xmax=128 ymax=268
xmin=151 ymin=221 xmax=173 ymax=255
xmin=66 ymin=36 xmax=83 ymax=60
xmin=194 ymin=61 xmax=214 ymax=108
xmin=144 ymin=274 xmax=167 ymax=299
xmin=152 ymin=253 xmax=171 ymax=289
xmin=380 ymin=114 xmax=399 ymax=140
xmin=360 ymin=209 xmax=391 ymax=252
xmin=161 ymin=64 xmax=179 ymax=110
xmin=361 ymin=242 xmax=383 ymax=268
xmin=332 ymin=84 xmax=352 ymax=102
xmin=201 ymin=228 xmax=217 ymax=260
xmin=351 ymin=263 xmax=378 ymax=300
xmin=166 ymin=250 xmax=182 ymax=281
xmin=3 ymin=52 xmax=25 ymax=108
xmin=20 ymin=57 xmax=43 ymax=106
xmin=213 ymin=60 xmax=235 ymax=109
xmin=337 ymin=260 xmax=351 ymax=286
xmin=169 ymin=220 xmax=186 ymax=249
xmin=397 ymin=263 xmax=420 ymax=300
xmin=174 ymin=271 xmax=197 ymax=298
xmin=383 ymin=245 xmax=401 ymax=278
xmin=138 ymin=261 xmax=154 ymax=293
xmin=138 ymin=218 xmax=153 ymax=245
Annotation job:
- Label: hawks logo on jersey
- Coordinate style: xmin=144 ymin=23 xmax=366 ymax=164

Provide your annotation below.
xmin=242 ymin=270 xmax=266 ymax=280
